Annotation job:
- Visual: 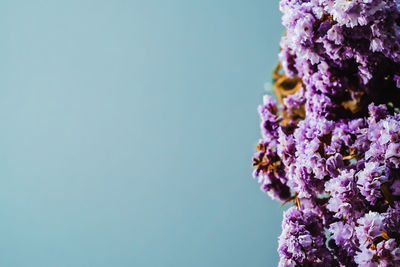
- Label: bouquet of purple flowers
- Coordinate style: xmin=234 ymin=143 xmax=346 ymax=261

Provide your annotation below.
xmin=253 ymin=1 xmax=400 ymax=266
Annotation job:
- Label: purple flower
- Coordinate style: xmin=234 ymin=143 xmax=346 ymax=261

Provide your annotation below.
xmin=384 ymin=203 xmax=400 ymax=234
xmin=386 ymin=143 xmax=400 ymax=168
xmin=356 ymin=162 xmax=387 ymax=205
xmin=326 ymin=153 xmax=344 ymax=177
xmin=328 ymin=220 xmax=359 ymax=264
xmin=356 ymin=211 xmax=384 ymax=246
xmin=278 ymin=207 xmax=335 ymax=266
xmin=252 ymin=0 xmax=400 ymax=264
xmin=327 ymin=25 xmax=344 ymax=45
xmin=325 ymin=169 xmax=366 ymax=220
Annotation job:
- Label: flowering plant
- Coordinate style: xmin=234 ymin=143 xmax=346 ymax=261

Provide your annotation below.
xmin=253 ymin=1 xmax=400 ymax=266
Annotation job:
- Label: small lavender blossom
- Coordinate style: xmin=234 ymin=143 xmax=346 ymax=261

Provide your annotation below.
xmin=356 ymin=162 xmax=387 ymax=205
xmin=328 ymin=221 xmax=358 ymax=265
xmin=355 ymin=211 xmax=400 ymax=266
xmin=278 ymin=207 xmax=335 ymax=267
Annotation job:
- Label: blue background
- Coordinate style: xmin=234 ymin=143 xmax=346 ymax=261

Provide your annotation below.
xmin=0 ymin=1 xmax=284 ymax=266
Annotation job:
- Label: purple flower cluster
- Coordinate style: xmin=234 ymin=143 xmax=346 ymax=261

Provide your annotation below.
xmin=278 ymin=207 xmax=334 ymax=266
xmin=253 ymin=0 xmax=400 ymax=266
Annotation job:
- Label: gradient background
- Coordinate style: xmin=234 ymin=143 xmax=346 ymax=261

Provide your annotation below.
xmin=0 ymin=1 xmax=284 ymax=266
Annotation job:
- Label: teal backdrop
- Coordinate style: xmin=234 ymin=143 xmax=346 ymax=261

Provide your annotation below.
xmin=0 ymin=1 xmax=284 ymax=266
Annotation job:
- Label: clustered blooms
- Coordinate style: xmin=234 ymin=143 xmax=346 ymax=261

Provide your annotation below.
xmin=253 ymin=0 xmax=400 ymax=266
